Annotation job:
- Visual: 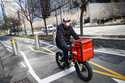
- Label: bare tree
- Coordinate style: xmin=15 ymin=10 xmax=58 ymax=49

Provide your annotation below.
xmin=16 ymin=0 xmax=34 ymax=35
xmin=80 ymin=0 xmax=88 ymax=35
xmin=0 ymin=0 xmax=7 ymax=32
xmin=39 ymin=0 xmax=51 ymax=35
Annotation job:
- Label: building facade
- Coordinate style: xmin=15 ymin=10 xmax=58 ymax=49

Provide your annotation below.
xmin=87 ymin=0 xmax=125 ymax=22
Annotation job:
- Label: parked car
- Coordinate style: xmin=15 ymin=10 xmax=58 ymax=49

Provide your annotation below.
xmin=41 ymin=24 xmax=56 ymax=33
xmin=8 ymin=28 xmax=22 ymax=35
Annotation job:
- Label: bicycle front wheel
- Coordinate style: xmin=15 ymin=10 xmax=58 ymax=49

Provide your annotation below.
xmin=75 ymin=61 xmax=93 ymax=81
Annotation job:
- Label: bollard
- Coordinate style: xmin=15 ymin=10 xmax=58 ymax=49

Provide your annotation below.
xmin=35 ymin=34 xmax=40 ymax=49
xmin=11 ymin=38 xmax=18 ymax=55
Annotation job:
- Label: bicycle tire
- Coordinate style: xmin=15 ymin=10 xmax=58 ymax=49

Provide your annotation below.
xmin=75 ymin=61 xmax=93 ymax=81
xmin=56 ymin=52 xmax=65 ymax=69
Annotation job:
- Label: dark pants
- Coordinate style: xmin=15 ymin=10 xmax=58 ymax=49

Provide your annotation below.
xmin=56 ymin=41 xmax=72 ymax=62
xmin=56 ymin=45 xmax=68 ymax=61
xmin=60 ymin=47 xmax=68 ymax=61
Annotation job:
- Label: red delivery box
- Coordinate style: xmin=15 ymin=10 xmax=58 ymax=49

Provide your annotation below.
xmin=72 ymin=38 xmax=94 ymax=62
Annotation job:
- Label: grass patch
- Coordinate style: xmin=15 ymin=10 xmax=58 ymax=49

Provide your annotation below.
xmin=0 ymin=32 xmax=6 ymax=35
xmin=38 ymin=35 xmax=53 ymax=41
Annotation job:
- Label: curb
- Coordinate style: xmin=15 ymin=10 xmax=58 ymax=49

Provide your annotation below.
xmin=84 ymin=35 xmax=125 ymax=39
xmin=83 ymin=23 xmax=125 ymax=28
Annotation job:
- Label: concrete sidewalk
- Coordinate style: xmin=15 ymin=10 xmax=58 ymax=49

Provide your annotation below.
xmin=74 ymin=24 xmax=125 ymax=38
xmin=0 ymin=41 xmax=37 ymax=83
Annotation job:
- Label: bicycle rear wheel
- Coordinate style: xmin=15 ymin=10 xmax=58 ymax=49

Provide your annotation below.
xmin=75 ymin=61 xmax=93 ymax=81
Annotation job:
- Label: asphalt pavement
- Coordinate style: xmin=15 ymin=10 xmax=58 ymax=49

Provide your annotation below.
xmin=1 ymin=36 xmax=124 ymax=83
xmin=0 ymin=25 xmax=125 ymax=83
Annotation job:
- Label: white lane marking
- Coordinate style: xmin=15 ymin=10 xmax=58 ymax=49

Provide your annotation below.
xmin=39 ymin=65 xmax=125 ymax=83
xmin=95 ymin=49 xmax=125 ymax=57
xmin=39 ymin=67 xmax=75 ymax=83
xmin=39 ymin=47 xmax=55 ymax=55
xmin=113 ymin=78 xmax=125 ymax=83
xmin=20 ymin=51 xmax=41 ymax=82
xmin=39 ymin=41 xmax=55 ymax=46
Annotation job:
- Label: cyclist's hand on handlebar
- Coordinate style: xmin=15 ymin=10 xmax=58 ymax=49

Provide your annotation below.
xmin=67 ymin=48 xmax=71 ymax=51
xmin=74 ymin=35 xmax=80 ymax=40
xmin=67 ymin=46 xmax=71 ymax=51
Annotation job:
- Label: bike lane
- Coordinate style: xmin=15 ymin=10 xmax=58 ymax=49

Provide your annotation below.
xmin=27 ymin=46 xmax=125 ymax=83
xmin=2 ymin=37 xmax=125 ymax=83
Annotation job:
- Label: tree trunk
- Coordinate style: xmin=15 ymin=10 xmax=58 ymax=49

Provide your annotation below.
xmin=29 ymin=21 xmax=34 ymax=35
xmin=80 ymin=6 xmax=84 ymax=36
xmin=80 ymin=0 xmax=88 ymax=36
xmin=55 ymin=6 xmax=58 ymax=26
xmin=59 ymin=8 xmax=62 ymax=23
xmin=17 ymin=26 xmax=19 ymax=35
xmin=1 ymin=0 xmax=6 ymax=32
xmin=23 ymin=20 xmax=27 ymax=35
xmin=43 ymin=18 xmax=48 ymax=35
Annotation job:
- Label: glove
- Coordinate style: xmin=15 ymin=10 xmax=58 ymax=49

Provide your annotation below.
xmin=75 ymin=36 xmax=80 ymax=40
xmin=66 ymin=45 xmax=71 ymax=51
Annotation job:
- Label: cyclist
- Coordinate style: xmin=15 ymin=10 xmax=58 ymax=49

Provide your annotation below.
xmin=55 ymin=17 xmax=79 ymax=65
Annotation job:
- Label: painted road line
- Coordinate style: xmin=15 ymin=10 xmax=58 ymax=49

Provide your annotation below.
xmin=20 ymin=51 xmax=41 ymax=82
xmin=29 ymin=46 xmax=55 ymax=55
xmin=45 ymin=46 xmax=57 ymax=51
xmin=39 ymin=41 xmax=55 ymax=47
xmin=89 ymin=61 xmax=125 ymax=77
xmin=39 ymin=66 xmax=125 ymax=83
xmin=30 ymin=44 xmax=125 ymax=81
xmin=39 ymin=47 xmax=55 ymax=55
xmin=113 ymin=78 xmax=125 ymax=83
xmin=46 ymin=45 xmax=56 ymax=49
xmin=39 ymin=66 xmax=75 ymax=83
xmin=94 ymin=70 xmax=125 ymax=80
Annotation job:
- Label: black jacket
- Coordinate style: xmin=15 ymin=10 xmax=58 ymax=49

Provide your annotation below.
xmin=56 ymin=23 xmax=79 ymax=49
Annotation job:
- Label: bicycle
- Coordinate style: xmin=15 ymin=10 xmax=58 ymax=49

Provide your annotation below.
xmin=56 ymin=38 xmax=94 ymax=81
